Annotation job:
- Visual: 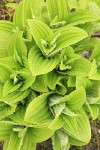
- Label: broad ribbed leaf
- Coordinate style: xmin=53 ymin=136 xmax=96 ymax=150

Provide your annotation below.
xmin=25 ymin=93 xmax=53 ymax=124
xmin=6 ymin=131 xmax=23 ymax=150
xmin=62 ymin=107 xmax=77 ymax=117
xmin=90 ymin=42 xmax=100 ymax=62
xmin=31 ymin=75 xmax=48 ymax=92
xmin=28 ymin=46 xmax=60 ymax=76
xmin=0 ymin=89 xmax=30 ymax=104
xmin=86 ymin=103 xmax=100 ymax=120
xmin=52 ymin=130 xmax=69 ymax=150
xmin=0 ymin=57 xmax=20 ymax=68
xmin=13 ymin=0 xmax=42 ymax=30
xmin=89 ymin=60 xmax=100 ymax=80
xmin=3 ymin=79 xmax=23 ymax=96
xmin=21 ymin=132 xmax=36 ymax=150
xmin=76 ymin=76 xmax=92 ymax=90
xmin=0 ymin=103 xmax=16 ymax=120
xmin=55 ymin=87 xmax=86 ymax=111
xmin=0 ymin=63 xmax=14 ymax=83
xmin=45 ymin=71 xmax=61 ymax=90
xmin=28 ymin=19 xmax=53 ymax=54
xmin=7 ymin=31 xmax=27 ymax=57
xmin=55 ymin=81 xmax=67 ymax=96
xmin=62 ymin=109 xmax=91 ymax=146
xmin=54 ymin=26 xmax=88 ymax=51
xmin=52 ymin=103 xmax=65 ymax=117
xmin=10 ymin=106 xmax=26 ymax=125
xmin=0 ymin=21 xmax=15 ymax=51
xmin=28 ymin=125 xmax=54 ymax=143
xmin=0 ymin=121 xmax=15 ymax=140
xmin=46 ymin=0 xmax=68 ymax=22
xmin=49 ymin=116 xmax=64 ymax=130
xmin=67 ymin=57 xmax=91 ymax=76
xmin=67 ymin=11 xmax=100 ymax=25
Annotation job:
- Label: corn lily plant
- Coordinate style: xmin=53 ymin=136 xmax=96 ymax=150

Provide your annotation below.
xmin=0 ymin=0 xmax=100 ymax=149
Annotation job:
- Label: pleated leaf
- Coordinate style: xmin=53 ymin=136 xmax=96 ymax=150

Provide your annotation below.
xmin=31 ymin=75 xmax=48 ymax=92
xmin=28 ymin=46 xmax=60 ymax=76
xmin=13 ymin=0 xmax=42 ymax=30
xmin=49 ymin=116 xmax=64 ymax=130
xmin=67 ymin=11 xmax=100 ymax=25
xmin=21 ymin=132 xmax=36 ymax=150
xmin=0 ymin=103 xmax=16 ymax=120
xmin=0 ymin=121 xmax=16 ymax=140
xmin=0 ymin=63 xmax=14 ymax=83
xmin=3 ymin=79 xmax=23 ymax=97
xmin=0 ymin=21 xmax=15 ymax=51
xmin=67 ymin=57 xmax=91 ymax=76
xmin=55 ymin=86 xmax=86 ymax=111
xmin=28 ymin=19 xmax=53 ymax=54
xmin=62 ymin=109 xmax=91 ymax=146
xmin=6 ymin=131 xmax=24 ymax=150
xmin=0 ymin=89 xmax=30 ymax=104
xmin=25 ymin=93 xmax=52 ymax=124
xmin=10 ymin=106 xmax=27 ymax=126
xmin=89 ymin=60 xmax=100 ymax=80
xmin=90 ymin=42 xmax=100 ymax=62
xmin=52 ymin=130 xmax=69 ymax=150
xmin=45 ymin=71 xmax=62 ymax=90
xmin=46 ymin=0 xmax=68 ymax=21
xmin=86 ymin=103 xmax=100 ymax=120
xmin=28 ymin=125 xmax=54 ymax=143
xmin=54 ymin=26 xmax=88 ymax=51
xmin=7 ymin=31 xmax=27 ymax=57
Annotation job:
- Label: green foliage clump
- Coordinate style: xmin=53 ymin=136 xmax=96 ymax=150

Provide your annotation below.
xmin=0 ymin=0 xmax=100 ymax=149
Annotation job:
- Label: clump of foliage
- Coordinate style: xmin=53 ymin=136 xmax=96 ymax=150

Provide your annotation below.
xmin=0 ymin=0 xmax=100 ymax=150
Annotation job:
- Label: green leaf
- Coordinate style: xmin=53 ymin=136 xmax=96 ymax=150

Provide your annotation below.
xmin=28 ymin=46 xmax=60 ymax=76
xmin=55 ymin=87 xmax=86 ymax=111
xmin=49 ymin=116 xmax=64 ymax=130
xmin=0 ymin=103 xmax=16 ymax=120
xmin=52 ymin=130 xmax=69 ymax=150
xmin=0 ymin=121 xmax=15 ymax=140
xmin=54 ymin=26 xmax=88 ymax=51
xmin=7 ymin=31 xmax=27 ymax=57
xmin=46 ymin=0 xmax=68 ymax=22
xmin=13 ymin=0 xmax=42 ymax=30
xmin=86 ymin=102 xmax=100 ymax=120
xmin=67 ymin=11 xmax=100 ymax=25
xmin=25 ymin=93 xmax=53 ymax=124
xmin=89 ymin=60 xmax=100 ymax=80
xmin=45 ymin=71 xmax=62 ymax=90
xmin=62 ymin=107 xmax=77 ymax=117
xmin=28 ymin=125 xmax=54 ymax=143
xmin=0 ymin=63 xmax=14 ymax=83
xmin=55 ymin=81 xmax=67 ymax=96
xmin=0 ymin=21 xmax=15 ymax=51
xmin=67 ymin=57 xmax=91 ymax=76
xmin=31 ymin=75 xmax=48 ymax=92
xmin=0 ymin=57 xmax=20 ymax=69
xmin=21 ymin=132 xmax=36 ymax=150
xmin=76 ymin=76 xmax=92 ymax=90
xmin=62 ymin=109 xmax=91 ymax=146
xmin=9 ymin=106 xmax=26 ymax=125
xmin=60 ymin=47 xmax=80 ymax=70
xmin=3 ymin=79 xmax=23 ymax=96
xmin=0 ymin=89 xmax=30 ymax=104
xmin=28 ymin=19 xmax=53 ymax=54
xmin=6 ymin=131 xmax=23 ymax=150
xmin=90 ymin=42 xmax=100 ymax=62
